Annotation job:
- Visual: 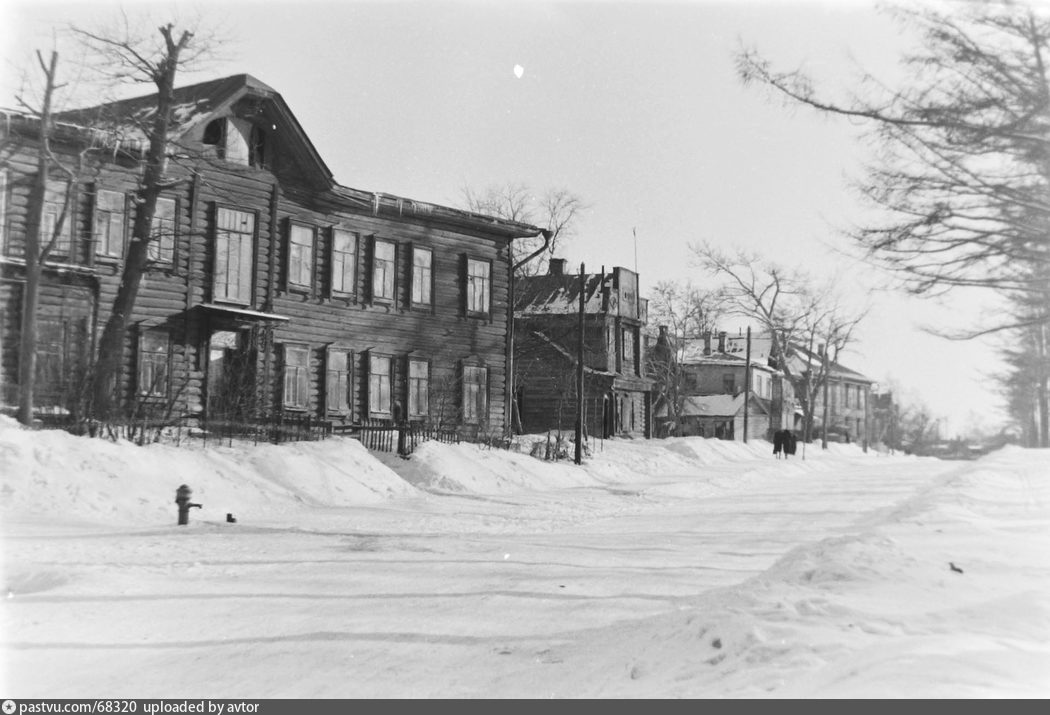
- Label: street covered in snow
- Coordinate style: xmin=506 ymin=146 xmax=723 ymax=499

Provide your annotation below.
xmin=1 ymin=417 xmax=1048 ymax=698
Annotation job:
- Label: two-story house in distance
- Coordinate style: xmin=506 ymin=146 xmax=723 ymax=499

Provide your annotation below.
xmin=0 ymin=74 xmax=543 ymax=435
xmin=513 ymin=259 xmax=653 ymax=438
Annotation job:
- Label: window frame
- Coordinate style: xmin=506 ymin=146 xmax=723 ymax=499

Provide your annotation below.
xmin=325 ymin=346 xmax=353 ymax=416
xmin=146 ymin=195 xmax=178 ymax=266
xmin=212 ymin=204 xmax=257 ymax=306
xmin=461 ymin=363 xmax=489 ymax=425
xmin=93 ymin=187 xmax=127 ymax=260
xmin=286 ymin=220 xmax=316 ymax=291
xmin=0 ymin=169 xmax=9 ymax=252
xmin=367 ymin=352 xmax=394 ymax=418
xmin=407 ymin=357 xmax=430 ymax=420
xmin=282 ymin=343 xmax=311 ymax=411
xmin=137 ymin=329 xmax=173 ymax=398
xmin=371 ymin=237 xmax=397 ymax=303
xmin=410 ymin=244 xmax=433 ymax=308
xmin=722 ymin=373 xmax=735 ymax=395
xmin=329 ymin=227 xmax=359 ymax=298
xmin=42 ymin=178 xmax=76 ymax=260
xmin=465 ymin=256 xmax=491 ymax=317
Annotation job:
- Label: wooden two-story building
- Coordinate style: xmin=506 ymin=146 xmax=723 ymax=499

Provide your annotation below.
xmin=0 ymin=74 xmax=543 ymax=435
xmin=514 ymin=260 xmax=653 ymax=438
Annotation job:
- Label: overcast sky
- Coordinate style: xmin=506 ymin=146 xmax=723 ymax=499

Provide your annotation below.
xmin=0 ymin=0 xmax=1017 ymax=436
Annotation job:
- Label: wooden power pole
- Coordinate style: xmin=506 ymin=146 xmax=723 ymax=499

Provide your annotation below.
xmin=575 ymin=263 xmax=585 ymax=465
xmin=742 ymin=326 xmax=751 ymax=443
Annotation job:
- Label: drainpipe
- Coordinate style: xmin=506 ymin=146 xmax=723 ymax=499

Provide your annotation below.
xmin=505 ymin=229 xmax=552 ymax=437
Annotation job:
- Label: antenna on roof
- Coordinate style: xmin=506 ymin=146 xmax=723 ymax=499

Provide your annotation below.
xmin=632 ymin=227 xmax=638 ymax=274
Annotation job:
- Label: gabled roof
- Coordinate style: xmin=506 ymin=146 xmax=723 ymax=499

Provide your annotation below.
xmin=55 ymin=73 xmax=334 ymax=186
xmin=516 ymin=272 xmax=609 ymax=315
xmin=33 ymin=74 xmax=544 ymax=241
xmin=676 ymin=393 xmax=770 ymax=418
xmin=724 ymin=332 xmax=873 ymax=384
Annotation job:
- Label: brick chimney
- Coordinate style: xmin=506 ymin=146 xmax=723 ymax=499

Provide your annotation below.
xmin=717 ymin=331 xmax=727 ymax=353
xmin=548 ymin=258 xmax=567 ymax=276
xmin=703 ymin=331 xmax=712 ymax=356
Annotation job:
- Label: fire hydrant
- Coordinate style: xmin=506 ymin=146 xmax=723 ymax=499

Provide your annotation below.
xmin=175 ymin=484 xmax=202 ymax=526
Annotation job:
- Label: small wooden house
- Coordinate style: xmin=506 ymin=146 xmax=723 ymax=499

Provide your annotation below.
xmin=514 ymin=260 xmax=653 ymax=438
xmin=0 ymin=74 xmax=543 ymax=436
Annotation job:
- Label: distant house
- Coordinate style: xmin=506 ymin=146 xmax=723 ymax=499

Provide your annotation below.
xmin=514 ymin=260 xmax=653 ymax=438
xmin=650 ymin=329 xmax=795 ymax=440
xmin=724 ymin=332 xmax=875 ymax=445
xmin=656 ymin=393 xmax=773 ymax=440
xmin=0 ymin=74 xmax=543 ymax=436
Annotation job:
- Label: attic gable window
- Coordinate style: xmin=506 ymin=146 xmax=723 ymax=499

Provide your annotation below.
xmin=203 ymin=117 xmax=267 ymax=169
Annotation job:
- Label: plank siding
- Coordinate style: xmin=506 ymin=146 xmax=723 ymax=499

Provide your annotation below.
xmin=0 ymin=82 xmax=529 ymax=433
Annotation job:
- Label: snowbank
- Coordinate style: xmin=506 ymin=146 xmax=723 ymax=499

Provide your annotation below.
xmin=0 ymin=416 xmax=418 ymax=524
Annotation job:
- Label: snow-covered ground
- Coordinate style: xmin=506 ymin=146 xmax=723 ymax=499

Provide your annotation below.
xmin=1 ymin=416 xmax=1047 ymax=698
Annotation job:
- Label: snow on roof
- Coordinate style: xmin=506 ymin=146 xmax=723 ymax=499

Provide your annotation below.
xmin=516 ymin=272 xmax=609 ymax=315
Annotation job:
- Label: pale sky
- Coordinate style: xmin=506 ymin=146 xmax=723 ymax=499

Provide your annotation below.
xmin=0 ymin=0 xmax=1018 ymax=436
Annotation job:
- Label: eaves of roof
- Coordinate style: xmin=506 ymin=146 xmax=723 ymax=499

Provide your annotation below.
xmin=18 ymin=74 xmax=544 ymax=241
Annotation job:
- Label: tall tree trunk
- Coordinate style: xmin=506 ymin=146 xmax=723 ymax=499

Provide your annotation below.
xmin=17 ymin=50 xmax=61 ymax=426
xmin=89 ymin=28 xmax=191 ymax=418
xmin=1039 ymin=323 xmax=1049 ymax=448
xmin=17 ymin=175 xmax=46 ymax=426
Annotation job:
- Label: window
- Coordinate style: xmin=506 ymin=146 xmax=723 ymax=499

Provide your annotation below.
xmin=408 ymin=359 xmax=429 ymax=419
xmin=372 ymin=238 xmax=396 ymax=301
xmin=845 ymin=384 xmax=853 ymax=408
xmin=42 ymin=179 xmax=75 ymax=258
xmin=213 ymin=207 xmax=255 ymax=304
xmin=466 ymin=258 xmax=490 ymax=314
xmin=0 ymin=169 xmax=8 ymax=250
xmin=36 ymin=319 xmax=68 ymax=398
xmin=138 ymin=331 xmax=171 ymax=397
xmin=288 ymin=223 xmax=315 ymax=289
xmin=283 ymin=344 xmax=310 ymax=410
xmin=722 ymin=374 xmax=735 ymax=395
xmin=462 ymin=365 xmax=488 ymax=425
xmin=411 ymin=246 xmax=432 ymax=306
xmin=621 ymin=327 xmax=636 ymax=375
xmin=326 ymin=348 xmax=351 ymax=415
xmin=331 ymin=228 xmax=357 ymax=295
xmin=368 ymin=353 xmax=392 ymax=417
xmin=204 ymin=117 xmax=264 ymax=167
xmin=147 ymin=196 xmax=176 ymax=264
xmin=94 ymin=189 xmax=125 ymax=258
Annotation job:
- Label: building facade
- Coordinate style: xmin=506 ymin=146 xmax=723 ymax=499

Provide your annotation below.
xmin=514 ymin=260 xmax=653 ymax=438
xmin=0 ymin=74 xmax=542 ymax=435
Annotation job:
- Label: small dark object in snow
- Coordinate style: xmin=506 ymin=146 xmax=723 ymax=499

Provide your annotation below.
xmin=949 ymin=562 xmax=963 ymax=574
xmin=711 ymin=637 xmax=722 ymax=649
xmin=226 ymin=513 xmax=237 ymax=524
xmin=559 ymin=585 xmax=565 ymax=588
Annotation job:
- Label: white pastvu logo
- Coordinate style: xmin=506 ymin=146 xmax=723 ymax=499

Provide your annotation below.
xmin=2 ymin=700 xmax=15 ymax=715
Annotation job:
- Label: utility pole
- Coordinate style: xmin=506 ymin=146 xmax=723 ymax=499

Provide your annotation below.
xmin=742 ymin=326 xmax=751 ymax=443
xmin=821 ymin=344 xmax=830 ymax=450
xmin=575 ymin=262 xmax=585 ymax=465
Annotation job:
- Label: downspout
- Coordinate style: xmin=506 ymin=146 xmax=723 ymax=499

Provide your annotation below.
xmin=505 ymin=229 xmax=552 ymax=437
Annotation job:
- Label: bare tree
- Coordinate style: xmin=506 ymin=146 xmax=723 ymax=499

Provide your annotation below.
xmin=690 ymin=241 xmax=867 ymax=445
xmin=11 ymin=51 xmax=82 ymax=425
xmin=737 ymin=4 xmax=1050 ymax=325
xmin=65 ymin=21 xmax=200 ymax=418
xmin=645 ymin=280 xmax=727 ymax=436
xmin=737 ymin=3 xmax=1050 ymax=442
xmin=461 ymin=182 xmax=586 ymax=276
